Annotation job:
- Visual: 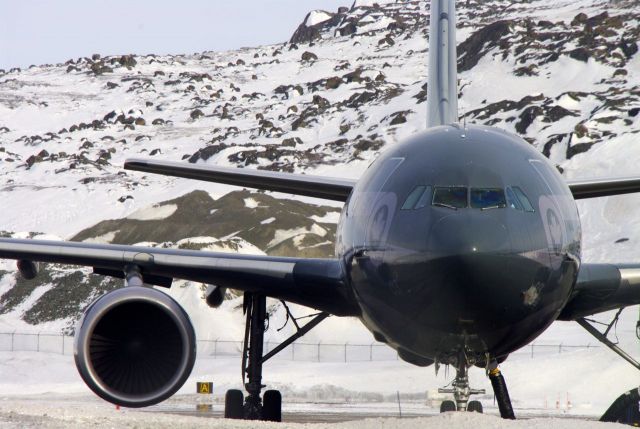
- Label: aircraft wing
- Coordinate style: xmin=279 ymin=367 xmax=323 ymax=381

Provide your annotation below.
xmin=0 ymin=238 xmax=358 ymax=316
xmin=558 ymin=263 xmax=640 ymax=320
xmin=567 ymin=177 xmax=640 ymax=199
xmin=124 ymin=158 xmax=355 ymax=202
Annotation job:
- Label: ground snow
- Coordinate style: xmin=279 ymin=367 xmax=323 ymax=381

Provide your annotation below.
xmin=0 ymin=399 xmax=622 ymax=428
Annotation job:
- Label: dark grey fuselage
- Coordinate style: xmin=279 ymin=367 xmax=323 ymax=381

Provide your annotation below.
xmin=336 ymin=124 xmax=581 ymax=365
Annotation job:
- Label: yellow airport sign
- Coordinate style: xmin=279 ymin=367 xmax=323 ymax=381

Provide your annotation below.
xmin=197 ymin=382 xmax=213 ymax=394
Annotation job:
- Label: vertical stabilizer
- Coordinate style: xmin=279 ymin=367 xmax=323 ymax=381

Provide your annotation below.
xmin=426 ymin=0 xmax=459 ymax=128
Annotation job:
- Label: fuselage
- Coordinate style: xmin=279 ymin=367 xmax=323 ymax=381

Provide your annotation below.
xmin=336 ymin=124 xmax=581 ymax=366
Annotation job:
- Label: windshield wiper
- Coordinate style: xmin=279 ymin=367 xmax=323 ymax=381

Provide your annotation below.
xmin=433 ymin=202 xmax=458 ymax=210
xmin=480 ymin=204 xmax=505 ymax=211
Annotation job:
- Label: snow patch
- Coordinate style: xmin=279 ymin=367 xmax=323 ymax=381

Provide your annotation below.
xmin=352 ymin=0 xmax=395 ymax=8
xmin=82 ymin=231 xmax=118 ymax=244
xmin=127 ymin=204 xmax=178 ymax=221
xmin=243 ymin=198 xmax=263 ymax=209
xmin=311 ymin=212 xmax=341 ymax=224
xmin=268 ymin=224 xmax=327 ymax=248
xmin=306 ymin=10 xmax=332 ymax=26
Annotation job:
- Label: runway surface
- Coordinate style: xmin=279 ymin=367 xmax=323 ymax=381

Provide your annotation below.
xmin=149 ymin=402 xmax=599 ymax=423
xmin=0 ymin=395 xmax=612 ymax=429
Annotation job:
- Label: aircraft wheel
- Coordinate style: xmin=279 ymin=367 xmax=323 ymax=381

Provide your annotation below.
xmin=440 ymin=400 xmax=456 ymax=413
xmin=224 ymin=389 xmax=244 ymax=419
xmin=468 ymin=400 xmax=483 ymax=413
xmin=263 ymin=389 xmax=282 ymax=422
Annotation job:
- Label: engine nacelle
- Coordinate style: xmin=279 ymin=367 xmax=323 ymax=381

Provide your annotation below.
xmin=205 ymin=285 xmax=226 ymax=308
xmin=17 ymin=260 xmax=38 ymax=280
xmin=74 ymin=286 xmax=196 ymax=408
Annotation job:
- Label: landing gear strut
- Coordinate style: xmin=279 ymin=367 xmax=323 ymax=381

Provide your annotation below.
xmin=438 ymin=361 xmax=485 ymax=412
xmin=224 ymin=293 xmax=328 ymax=421
xmin=438 ymin=356 xmax=515 ymax=419
xmin=242 ymin=292 xmax=267 ymax=419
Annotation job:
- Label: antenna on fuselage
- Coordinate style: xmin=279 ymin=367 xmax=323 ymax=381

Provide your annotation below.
xmin=426 ymin=0 xmax=459 ymax=129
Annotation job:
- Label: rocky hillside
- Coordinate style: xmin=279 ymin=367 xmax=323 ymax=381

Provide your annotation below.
xmin=0 ymin=0 xmax=638 ymax=331
xmin=71 ymin=189 xmax=339 ymax=258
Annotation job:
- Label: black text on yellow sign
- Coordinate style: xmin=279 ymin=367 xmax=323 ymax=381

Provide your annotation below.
xmin=197 ymin=382 xmax=213 ymax=394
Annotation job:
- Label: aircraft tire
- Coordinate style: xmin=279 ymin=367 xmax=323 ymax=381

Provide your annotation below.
xmin=263 ymin=390 xmax=282 ymax=422
xmin=440 ymin=400 xmax=456 ymax=413
xmin=468 ymin=400 xmax=483 ymax=413
xmin=224 ymin=389 xmax=244 ymax=419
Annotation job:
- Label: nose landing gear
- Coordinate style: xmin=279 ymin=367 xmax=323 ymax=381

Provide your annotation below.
xmin=438 ymin=357 xmax=515 ymax=419
xmin=438 ymin=362 xmax=485 ymax=411
xmin=438 ymin=364 xmax=485 ymax=412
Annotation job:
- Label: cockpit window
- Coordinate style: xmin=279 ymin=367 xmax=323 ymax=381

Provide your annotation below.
xmin=401 ymin=186 xmax=426 ymax=210
xmin=401 ymin=186 xmax=432 ymax=210
xmin=470 ymin=188 xmax=506 ymax=210
xmin=415 ymin=186 xmax=433 ymax=209
xmin=505 ymin=187 xmax=523 ymax=210
xmin=432 ymin=187 xmax=467 ymax=209
xmin=510 ymin=186 xmax=535 ymax=212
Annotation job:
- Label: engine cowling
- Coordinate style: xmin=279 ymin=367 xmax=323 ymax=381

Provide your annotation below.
xmin=74 ymin=286 xmax=196 ymax=408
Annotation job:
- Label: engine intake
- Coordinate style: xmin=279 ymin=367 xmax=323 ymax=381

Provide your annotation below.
xmin=74 ymin=286 xmax=196 ymax=408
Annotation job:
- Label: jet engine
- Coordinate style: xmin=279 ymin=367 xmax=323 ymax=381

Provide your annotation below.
xmin=74 ymin=286 xmax=196 ymax=408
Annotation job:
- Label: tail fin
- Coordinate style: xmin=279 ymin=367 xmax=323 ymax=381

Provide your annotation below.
xmin=426 ymin=0 xmax=459 ymax=128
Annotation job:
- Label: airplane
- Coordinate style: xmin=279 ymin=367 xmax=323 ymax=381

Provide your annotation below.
xmin=2 ymin=0 xmax=640 ymax=422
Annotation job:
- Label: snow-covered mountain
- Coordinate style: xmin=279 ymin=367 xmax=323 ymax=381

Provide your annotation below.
xmin=0 ymin=0 xmax=639 ymax=341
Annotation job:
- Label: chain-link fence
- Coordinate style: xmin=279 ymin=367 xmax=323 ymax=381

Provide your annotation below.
xmin=0 ymin=332 xmax=601 ymax=362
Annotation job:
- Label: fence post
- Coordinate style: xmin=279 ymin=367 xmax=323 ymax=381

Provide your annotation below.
xmin=292 ymin=343 xmax=295 ymax=361
xmin=559 ymin=343 xmax=562 ymax=354
xmin=531 ymin=343 xmax=534 ymax=358
xmin=370 ymin=342 xmax=374 ymax=361
xmin=37 ymin=332 xmax=40 ymax=352
xmin=214 ymin=339 xmax=218 ymax=358
xmin=317 ymin=341 xmax=321 ymax=362
xmin=344 ymin=342 xmax=348 ymax=362
xmin=10 ymin=332 xmax=14 ymax=352
xmin=62 ymin=334 xmax=65 ymax=355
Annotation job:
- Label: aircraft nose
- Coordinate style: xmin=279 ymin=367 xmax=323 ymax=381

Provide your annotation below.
xmin=422 ymin=211 xmax=515 ymax=341
xmin=428 ymin=212 xmax=511 ymax=256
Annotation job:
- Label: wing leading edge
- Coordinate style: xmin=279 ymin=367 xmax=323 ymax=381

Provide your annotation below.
xmin=124 ymin=158 xmax=355 ymax=202
xmin=0 ymin=238 xmax=359 ymax=317
xmin=567 ymin=177 xmax=640 ymax=200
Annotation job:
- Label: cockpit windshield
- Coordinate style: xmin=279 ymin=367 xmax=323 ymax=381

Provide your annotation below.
xmin=400 ymin=185 xmax=531 ymax=212
xmin=432 ymin=187 xmax=468 ymax=209
xmin=470 ymin=188 xmax=507 ymax=210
